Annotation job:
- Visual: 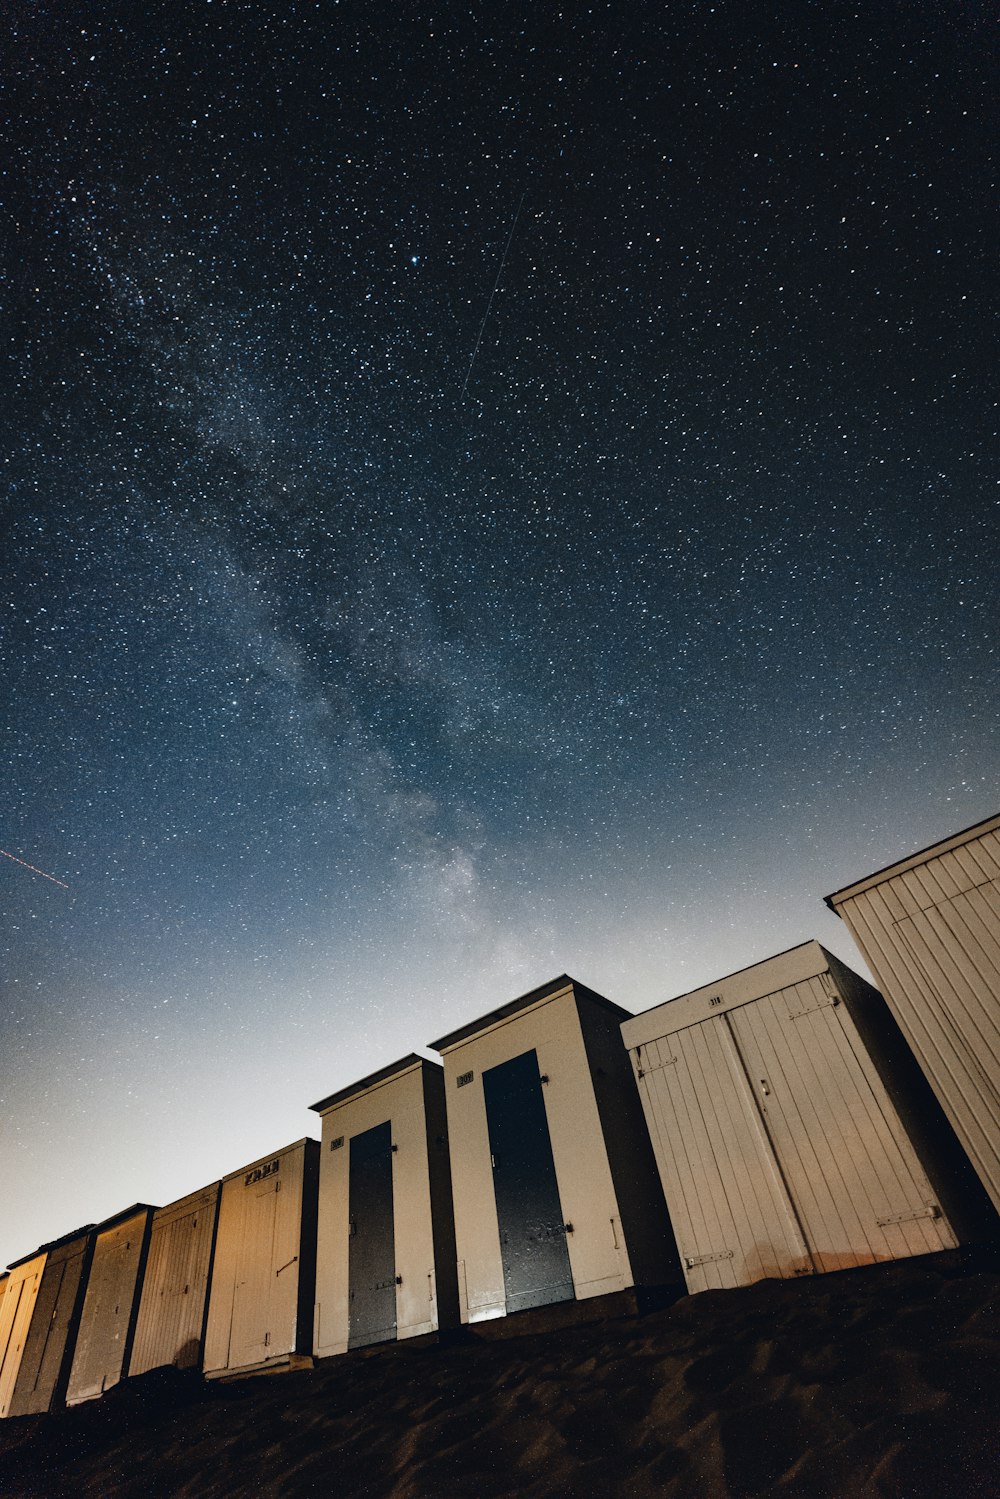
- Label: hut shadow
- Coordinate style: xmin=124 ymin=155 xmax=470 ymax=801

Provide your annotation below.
xmin=172 ymin=1337 xmax=202 ymax=1370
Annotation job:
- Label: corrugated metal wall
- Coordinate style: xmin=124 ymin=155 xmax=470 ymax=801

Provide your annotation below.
xmin=0 ymin=1254 xmax=46 ymax=1417
xmin=128 ymin=1184 xmax=220 ymax=1377
xmin=625 ymin=945 xmax=958 ymax=1294
xmin=830 ymin=817 xmax=1000 ymax=1215
xmin=66 ymin=1208 xmax=154 ymax=1405
xmin=8 ymin=1232 xmax=93 ymax=1416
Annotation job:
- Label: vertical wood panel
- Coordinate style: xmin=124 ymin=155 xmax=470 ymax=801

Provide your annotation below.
xmin=8 ymin=1234 xmax=92 ymax=1416
xmin=203 ymin=1141 xmax=313 ymax=1376
xmin=830 ymin=817 xmax=1000 ymax=1215
xmin=0 ymin=1257 xmax=45 ymax=1417
xmin=894 ymin=896 xmax=1000 ymax=1210
xmin=230 ymin=1180 xmax=279 ymax=1367
xmin=640 ymin=1017 xmax=808 ymax=1293
xmin=639 ymin=1037 xmax=728 ymax=1292
xmin=66 ymin=1212 xmax=151 ymax=1405
xmin=732 ymin=995 xmax=856 ymax=1264
xmin=840 ymin=890 xmax=976 ymax=1124
xmin=626 ymin=941 xmax=962 ymax=1294
xmin=129 ymin=1185 xmax=219 ymax=1376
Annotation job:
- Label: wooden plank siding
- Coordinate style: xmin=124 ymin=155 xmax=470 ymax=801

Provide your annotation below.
xmin=639 ymin=1024 xmax=808 ymax=1292
xmin=0 ymin=1255 xmax=46 ymax=1417
xmin=729 ymin=990 xmax=951 ymax=1269
xmin=829 ymin=814 xmax=1000 ymax=1215
xmin=202 ymin=1139 xmax=319 ymax=1380
xmin=623 ymin=942 xmax=959 ymax=1295
xmin=65 ymin=1208 xmax=155 ymax=1405
xmin=7 ymin=1232 xmax=93 ymax=1416
xmin=128 ymin=1184 xmax=220 ymax=1377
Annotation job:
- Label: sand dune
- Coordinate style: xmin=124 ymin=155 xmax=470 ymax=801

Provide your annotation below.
xmin=1 ymin=1248 xmax=997 ymax=1498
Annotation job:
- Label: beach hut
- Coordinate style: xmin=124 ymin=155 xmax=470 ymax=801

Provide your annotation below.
xmin=6 ymin=1227 xmax=95 ymax=1416
xmin=66 ymin=1205 xmax=156 ymax=1405
xmin=203 ymin=1139 xmax=319 ymax=1379
xmin=0 ymin=1250 xmax=47 ymax=1417
xmin=621 ymin=941 xmax=980 ymax=1295
xmin=826 ymin=813 xmax=1000 ymax=1217
xmin=128 ymin=1183 xmax=221 ymax=1377
xmin=310 ymin=1055 xmax=459 ymax=1357
xmin=429 ymin=975 xmax=678 ymax=1325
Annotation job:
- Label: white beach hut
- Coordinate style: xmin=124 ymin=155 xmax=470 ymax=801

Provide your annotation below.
xmin=128 ymin=1182 xmax=221 ymax=1377
xmin=311 ymin=1054 xmax=459 ymax=1357
xmin=203 ymin=1139 xmax=318 ymax=1379
xmin=0 ymin=1250 xmax=47 ymax=1417
xmin=827 ymin=812 xmax=1000 ymax=1217
xmin=429 ymin=975 xmax=679 ymax=1326
xmin=7 ymin=1227 xmax=95 ymax=1416
xmin=66 ymin=1204 xmax=157 ymax=1404
xmin=621 ymin=941 xmax=981 ymax=1294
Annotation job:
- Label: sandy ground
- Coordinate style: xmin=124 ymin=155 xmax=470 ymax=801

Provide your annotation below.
xmin=0 ymin=1248 xmax=997 ymax=1499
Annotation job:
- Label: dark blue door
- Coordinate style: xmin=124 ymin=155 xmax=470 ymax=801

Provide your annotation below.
xmin=348 ymin=1121 xmax=396 ymax=1349
xmin=482 ymin=1049 xmax=574 ymax=1314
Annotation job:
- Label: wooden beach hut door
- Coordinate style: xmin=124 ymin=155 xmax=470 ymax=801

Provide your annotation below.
xmin=348 ymin=1121 xmax=397 ymax=1349
xmin=0 ymin=1264 xmax=43 ymax=1415
xmin=644 ymin=988 xmax=957 ymax=1293
xmin=482 ymin=1049 xmax=574 ymax=1314
xmin=642 ymin=1019 xmax=814 ymax=1292
xmin=9 ymin=1257 xmax=69 ymax=1410
xmin=229 ymin=1177 xmax=279 ymax=1367
xmin=728 ymin=988 xmax=956 ymax=1272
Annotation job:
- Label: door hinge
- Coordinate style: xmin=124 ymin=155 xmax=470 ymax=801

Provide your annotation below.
xmin=644 ymin=1055 xmax=679 ymax=1072
xmin=877 ymin=1204 xmax=941 ymax=1227
xmin=684 ymin=1249 xmax=734 ymax=1268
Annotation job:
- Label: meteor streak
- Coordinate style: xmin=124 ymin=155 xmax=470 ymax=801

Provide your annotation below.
xmin=461 ymin=189 xmax=527 ymax=400
xmin=0 ymin=848 xmax=70 ymax=889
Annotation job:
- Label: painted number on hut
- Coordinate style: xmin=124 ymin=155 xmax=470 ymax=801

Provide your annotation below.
xmin=245 ymin=1158 xmax=281 ymax=1186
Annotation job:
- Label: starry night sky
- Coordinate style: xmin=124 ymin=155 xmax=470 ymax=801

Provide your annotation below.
xmin=2 ymin=1 xmax=997 ymax=1265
